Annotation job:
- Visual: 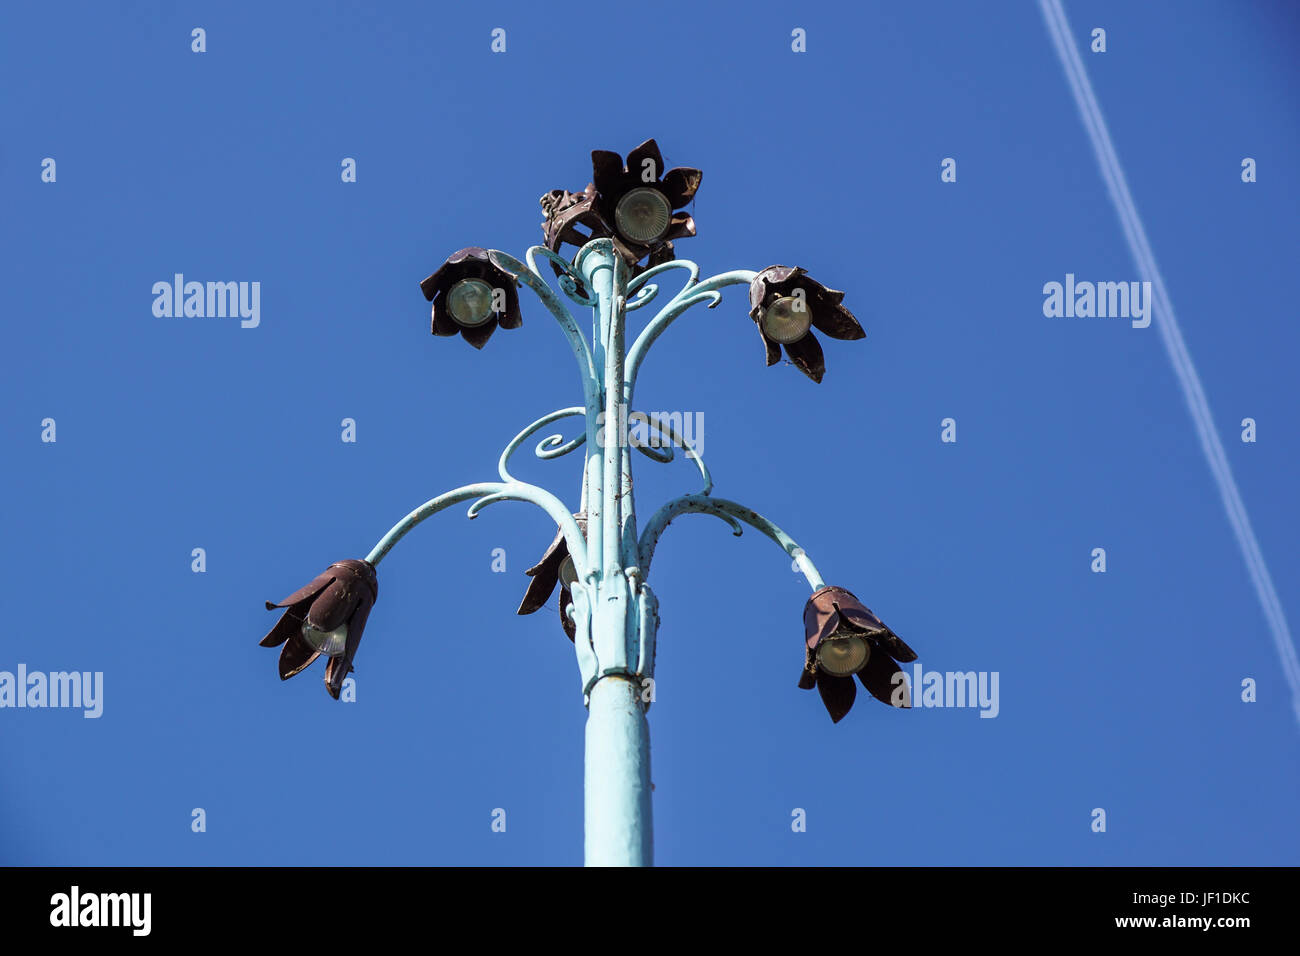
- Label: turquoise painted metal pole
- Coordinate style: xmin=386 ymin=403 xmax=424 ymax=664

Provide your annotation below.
xmin=576 ymin=241 xmax=653 ymax=866
xmin=361 ymin=238 xmax=831 ymax=867
xmin=584 ymin=676 xmax=652 ymax=866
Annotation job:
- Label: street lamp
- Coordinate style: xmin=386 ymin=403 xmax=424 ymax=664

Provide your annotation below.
xmin=419 ymin=246 xmax=523 ymax=348
xmin=257 ymin=138 xmax=918 ymax=865
xmin=799 ymin=585 xmax=917 ymax=722
xmin=259 ymin=559 xmax=378 ymax=700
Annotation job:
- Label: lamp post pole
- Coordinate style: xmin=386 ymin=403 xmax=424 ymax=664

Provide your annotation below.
xmin=576 ymin=242 xmax=654 ymax=866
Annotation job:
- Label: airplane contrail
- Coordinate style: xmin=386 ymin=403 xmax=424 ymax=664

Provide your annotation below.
xmin=1038 ymin=0 xmax=1300 ymax=726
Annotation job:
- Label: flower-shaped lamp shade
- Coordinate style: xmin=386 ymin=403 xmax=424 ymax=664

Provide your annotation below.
xmin=517 ymin=514 xmax=587 ymax=642
xmin=420 ymin=247 xmax=522 ymax=349
xmin=590 ymin=139 xmax=701 ymax=266
xmin=260 ymin=559 xmax=378 ymax=700
xmin=799 ymin=586 xmax=916 ymax=722
xmin=748 ymin=266 xmax=865 ymax=383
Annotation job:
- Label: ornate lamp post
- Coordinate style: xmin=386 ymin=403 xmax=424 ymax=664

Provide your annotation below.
xmin=258 ymin=139 xmax=916 ymax=866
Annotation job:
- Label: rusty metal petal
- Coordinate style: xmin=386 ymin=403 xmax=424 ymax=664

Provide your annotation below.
xmin=519 ymin=514 xmax=585 ymax=617
xmin=625 ymin=139 xmax=664 ymax=181
xmin=431 ymin=295 xmax=459 ymax=337
xmin=591 ymin=151 xmax=624 ymax=193
xmin=858 ymin=652 xmax=910 ymax=707
xmin=804 ymin=585 xmax=869 ymax=650
xmin=419 ymin=269 xmax=445 ymax=302
xmin=518 ymin=529 xmax=566 ymax=615
xmin=810 ymin=298 xmax=865 ymax=341
xmin=647 ymin=243 xmax=676 ymax=270
xmin=871 ymin=630 xmax=917 ymax=664
xmin=827 ymin=589 xmax=885 ymax=632
xmin=806 ymin=586 xmax=915 ymax=664
xmin=798 ymin=666 xmax=817 ymax=690
xmin=420 ymin=247 xmax=487 ymax=301
xmin=756 ymin=320 xmax=781 ymax=367
xmin=783 ymin=331 xmax=825 ymax=383
xmin=459 ymin=315 xmax=498 ymax=350
xmin=662 ymin=212 xmax=696 ymax=243
xmin=816 ymin=674 xmax=857 ymax=723
xmin=266 ymin=570 xmax=335 ymax=611
xmin=324 ymin=594 xmax=372 ymax=700
xmin=304 ymin=563 xmax=372 ymax=633
xmin=279 ymin=633 xmax=321 ymax=680
xmin=661 ymin=167 xmax=702 ymax=208
xmin=259 ymin=606 xmax=306 ymax=648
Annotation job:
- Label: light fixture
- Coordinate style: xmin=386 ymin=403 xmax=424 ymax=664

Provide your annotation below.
xmin=749 ymin=266 xmax=865 ymax=383
xmin=576 ymin=139 xmax=702 ymax=270
xmin=614 ymin=187 xmax=673 ymax=244
xmin=799 ymin=585 xmax=917 ymax=722
xmin=447 ymin=277 xmax=495 ymax=327
xmin=420 ymin=247 xmax=523 ymax=349
xmin=260 ymin=559 xmax=379 ymax=699
xmin=759 ymin=295 xmax=812 ymax=344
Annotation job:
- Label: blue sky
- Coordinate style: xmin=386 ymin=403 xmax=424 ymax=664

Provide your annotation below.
xmin=1 ymin=0 xmax=1297 ymax=865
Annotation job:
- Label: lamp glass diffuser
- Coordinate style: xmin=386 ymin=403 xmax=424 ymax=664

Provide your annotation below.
xmin=447 ymin=278 xmax=495 ymax=327
xmin=614 ymin=187 xmax=672 ymax=243
xmin=760 ymin=296 xmax=812 ymax=344
xmin=302 ymin=621 xmax=349 ymax=658
xmin=558 ymin=554 xmax=579 ymax=589
xmin=816 ymin=635 xmax=870 ymax=676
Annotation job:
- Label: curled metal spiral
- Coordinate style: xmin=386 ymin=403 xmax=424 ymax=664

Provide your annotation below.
xmin=499 ymin=407 xmax=588 ymax=483
xmin=625 ymin=410 xmax=713 ymax=494
xmin=626 ymin=284 xmax=659 ymax=312
xmin=525 ymin=245 xmax=599 ymax=307
xmin=537 ymin=431 xmax=587 ymax=460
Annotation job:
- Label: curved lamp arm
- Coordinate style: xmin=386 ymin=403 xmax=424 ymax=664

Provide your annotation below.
xmin=637 ymin=493 xmax=825 ymax=592
xmin=623 ymin=268 xmax=757 ymax=408
xmin=488 ymin=248 xmax=600 ymax=422
xmin=365 ymin=481 xmax=589 ymax=578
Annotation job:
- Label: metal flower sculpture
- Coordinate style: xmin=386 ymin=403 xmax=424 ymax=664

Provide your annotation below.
xmin=541 ymin=139 xmax=701 ymax=273
xmin=517 ymin=514 xmax=587 ymax=642
xmin=591 ymin=138 xmax=701 ymax=267
xmin=798 ymin=586 xmax=916 ymax=723
xmin=749 ymin=266 xmax=865 ymax=383
xmin=260 ymin=559 xmax=378 ymax=699
xmin=420 ymin=246 xmax=522 ymax=349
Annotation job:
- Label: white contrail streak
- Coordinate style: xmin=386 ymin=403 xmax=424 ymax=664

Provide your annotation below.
xmin=1039 ymin=0 xmax=1300 ymax=725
